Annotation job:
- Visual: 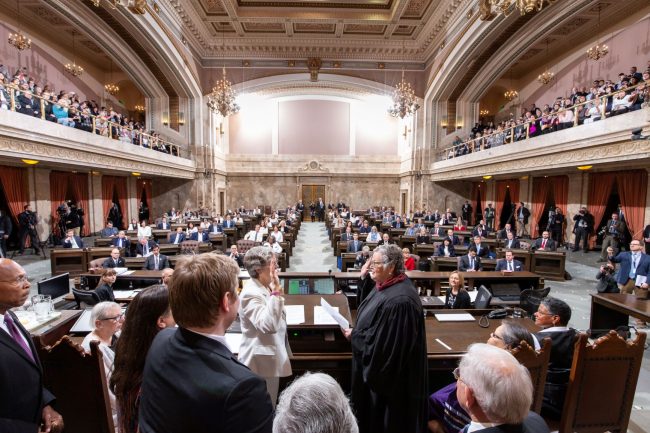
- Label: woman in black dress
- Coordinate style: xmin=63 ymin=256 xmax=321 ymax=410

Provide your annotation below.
xmin=95 ymin=268 xmax=117 ymax=302
xmin=444 ymin=270 xmax=471 ymax=309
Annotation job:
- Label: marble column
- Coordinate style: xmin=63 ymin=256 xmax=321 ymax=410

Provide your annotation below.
xmin=32 ymin=167 xmax=51 ymax=243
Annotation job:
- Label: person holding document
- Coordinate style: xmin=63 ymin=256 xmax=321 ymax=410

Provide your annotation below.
xmin=343 ymin=244 xmax=427 ymax=433
xmin=239 ymin=246 xmax=292 ymax=406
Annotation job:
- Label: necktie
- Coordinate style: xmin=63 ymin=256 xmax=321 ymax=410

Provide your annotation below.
xmin=3 ymin=314 xmax=34 ymax=362
xmin=542 ymin=239 xmax=547 ymax=249
xmin=144 ymin=245 xmax=149 ymax=255
xmin=632 ymin=254 xmax=639 ymax=274
xmin=155 ymin=256 xmax=159 ymax=270
xmin=508 ymin=261 xmax=513 ymax=271
xmin=470 ymin=258 xmax=474 ymax=269
xmin=114 ymin=259 xmax=118 ymax=266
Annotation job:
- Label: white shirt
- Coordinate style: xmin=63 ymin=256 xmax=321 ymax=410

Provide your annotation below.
xmin=271 ymin=231 xmax=284 ymax=243
xmin=137 ymin=226 xmax=152 ymax=238
xmin=264 ymin=242 xmax=283 ymax=254
xmin=245 ymin=231 xmax=264 ymax=242
xmin=191 ymin=329 xmax=230 ymax=352
xmin=466 ymin=421 xmax=501 ymax=433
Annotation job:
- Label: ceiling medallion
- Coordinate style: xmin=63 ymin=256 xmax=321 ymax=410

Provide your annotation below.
xmin=480 ymin=0 xmax=557 ymax=20
xmin=207 ymin=67 xmax=240 ymax=118
xmin=388 ymin=70 xmax=420 ymax=119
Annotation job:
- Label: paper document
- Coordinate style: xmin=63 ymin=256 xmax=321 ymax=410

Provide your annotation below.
xmin=121 ymin=270 xmax=135 ymax=276
xmin=318 ymin=298 xmax=350 ymax=329
xmin=636 ymin=275 xmax=647 ymax=286
xmin=434 ymin=313 xmax=476 ymax=322
xmin=114 ymin=267 xmax=130 ymax=276
xmin=284 ymin=305 xmax=305 ymax=325
xmin=115 ymin=290 xmax=139 ymax=299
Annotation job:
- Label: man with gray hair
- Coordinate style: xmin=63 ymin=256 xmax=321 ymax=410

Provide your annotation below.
xmin=455 ymin=344 xmax=549 ymax=433
xmin=273 ymin=372 xmax=358 ymax=433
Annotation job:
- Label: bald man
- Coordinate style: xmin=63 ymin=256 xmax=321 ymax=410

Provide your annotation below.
xmin=0 ymin=259 xmax=64 ymax=432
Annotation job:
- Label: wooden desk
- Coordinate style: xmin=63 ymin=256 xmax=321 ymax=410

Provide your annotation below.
xmin=462 ymin=271 xmax=541 ymax=293
xmin=590 ymin=293 xmax=650 ymax=337
xmin=29 ymin=310 xmax=83 ymax=348
xmin=530 ymin=251 xmax=566 ymax=281
xmin=414 ymin=244 xmax=437 ymax=260
xmin=86 ymin=247 xmax=117 ymax=263
xmin=399 ymin=235 xmax=416 ymax=250
xmin=209 ymin=233 xmax=227 ymax=252
xmin=79 ymin=270 xmax=165 ymax=291
xmin=340 ymin=253 xmax=357 ymax=272
xmin=431 ymin=256 xmax=459 ymax=272
xmin=223 ymin=228 xmax=237 ymax=247
xmin=151 ymin=229 xmax=171 ymax=243
xmin=50 ymin=249 xmax=87 ymax=277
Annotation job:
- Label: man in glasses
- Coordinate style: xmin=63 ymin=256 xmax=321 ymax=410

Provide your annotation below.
xmin=0 ymin=258 xmax=64 ymax=432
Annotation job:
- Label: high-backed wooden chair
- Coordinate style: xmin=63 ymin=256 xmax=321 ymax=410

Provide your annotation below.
xmin=558 ymin=331 xmax=646 ymax=433
xmin=410 ymin=254 xmax=420 ymax=271
xmin=88 ymin=258 xmax=106 ymax=273
xmin=237 ymin=239 xmax=257 ymax=254
xmin=180 ymin=240 xmax=200 ymax=254
xmin=36 ymin=336 xmax=115 ymax=433
xmin=510 ymin=338 xmax=551 ymax=414
xmin=519 ymin=240 xmax=531 ymax=251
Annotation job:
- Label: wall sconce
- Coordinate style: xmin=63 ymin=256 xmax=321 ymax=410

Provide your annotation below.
xmin=162 ymin=111 xmax=169 ymax=126
xmin=441 ymin=121 xmax=448 ymax=129
xmin=219 ymin=122 xmax=224 ymax=135
xmin=402 ymin=125 xmax=412 ymax=138
xmin=21 ymin=159 xmax=39 ymax=165
xmin=178 ymin=112 xmax=185 ymax=126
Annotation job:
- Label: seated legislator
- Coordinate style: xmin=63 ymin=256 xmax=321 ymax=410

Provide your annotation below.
xmin=453 ymin=220 xmax=466 ymax=231
xmin=533 ymin=297 xmax=576 ymax=420
xmin=366 ymin=226 xmax=381 ymax=243
xmin=347 ymin=233 xmax=365 ymax=253
xmin=136 ymin=237 xmax=156 ymax=257
xmin=359 ymin=221 xmax=371 ymax=234
xmin=94 ymin=268 xmax=117 ymax=302
xmin=452 ymin=344 xmax=550 ymax=433
xmin=127 ymin=219 xmax=139 ymax=231
xmin=143 ymin=245 xmax=168 ymax=271
xmin=495 ymin=250 xmax=523 ymax=272
xmin=227 ymin=245 xmax=244 ymax=267
xmin=138 ymin=254 xmax=274 ymax=433
xmin=472 ymin=220 xmax=489 ymax=238
xmin=103 ymin=248 xmax=126 ymax=268
xmin=112 ymin=231 xmax=131 ymax=253
xmin=445 ymin=229 xmax=461 ymax=246
xmin=403 ymin=248 xmax=416 ymax=271
xmin=61 ymin=228 xmax=84 ymax=248
xmin=472 ymin=236 xmax=489 ymax=258
xmin=416 ymin=226 xmax=431 ymax=245
xmin=428 ymin=321 xmax=536 ymax=433
xmin=445 ymin=271 xmax=471 ymax=309
xmin=245 ymin=225 xmax=265 ymax=243
xmin=459 ymin=247 xmax=482 ymax=272
xmin=190 ymin=227 xmax=210 ymax=242
xmin=270 ymin=226 xmax=284 ymax=243
xmin=157 ymin=217 xmax=171 ymax=230
xmin=137 ymin=221 xmax=152 ymax=239
xmin=503 ymin=231 xmax=520 ymax=249
xmin=263 ymin=235 xmax=282 ymax=254
xmin=169 ymin=227 xmax=186 ymax=245
xmin=101 ymin=221 xmax=118 ymax=238
xmin=222 ymin=214 xmax=236 ymax=228
xmin=430 ymin=222 xmax=444 ymax=238
xmin=497 ymin=223 xmax=515 ymax=240
xmin=341 ymin=226 xmax=355 ymax=242
xmin=208 ymin=218 xmax=223 ymax=234
xmin=405 ymin=222 xmax=418 ymax=236
xmin=0 ymin=258 xmax=64 ymax=433
xmin=437 ymin=238 xmax=456 ymax=257
xmin=377 ymin=232 xmax=394 ymax=246
xmin=273 ymin=372 xmax=358 ymax=433
xmin=532 ymin=231 xmax=556 ymax=251
xmin=355 ymin=246 xmax=371 ymax=269
xmin=111 ymin=285 xmax=175 ymax=433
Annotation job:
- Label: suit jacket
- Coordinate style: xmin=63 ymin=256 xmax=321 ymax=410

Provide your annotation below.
xmin=473 ymin=243 xmax=489 ymax=258
xmin=169 ymin=232 xmax=186 ymax=245
xmin=136 ymin=240 xmax=157 ymax=257
xmin=459 ymin=255 xmax=482 ymax=272
xmin=340 ymin=232 xmax=354 ymax=242
xmin=347 ymin=240 xmax=364 ymax=253
xmin=472 ymin=226 xmax=489 ymax=238
xmin=111 ymin=237 xmax=131 ymax=251
xmin=532 ymin=238 xmax=556 ymax=251
xmin=604 ymin=219 xmax=626 ymax=238
xmin=138 ymin=327 xmax=273 ymax=433
xmin=609 ymin=251 xmax=650 ymax=285
xmin=497 ymin=229 xmax=515 ymax=240
xmin=430 ymin=227 xmax=445 ymax=237
xmin=503 ymin=238 xmax=521 ymax=249
xmin=238 ymin=278 xmax=292 ymax=378
xmin=437 ymin=244 xmax=456 ymax=257
xmin=495 ymin=259 xmax=524 ymax=272
xmin=228 ymin=252 xmax=244 ymax=267
xmin=208 ymin=224 xmax=223 ymax=234
xmin=468 ymin=411 xmax=550 ymax=433
xmin=223 ymin=220 xmax=235 ymax=228
xmin=156 ymin=222 xmax=170 ymax=230
xmin=0 ymin=310 xmax=55 ymax=432
xmin=62 ymin=235 xmax=84 ymax=248
xmin=190 ymin=232 xmax=210 ymax=242
xmin=143 ymin=254 xmax=169 ymax=270
xmin=102 ymin=257 xmax=126 ymax=268
xmin=516 ymin=206 xmax=531 ymax=224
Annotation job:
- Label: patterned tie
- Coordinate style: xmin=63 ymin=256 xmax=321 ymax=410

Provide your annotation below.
xmin=542 ymin=239 xmax=547 ymax=249
xmin=3 ymin=314 xmax=34 ymax=362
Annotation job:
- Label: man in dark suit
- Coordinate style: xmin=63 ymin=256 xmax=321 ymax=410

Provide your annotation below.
xmin=347 ymin=233 xmax=364 ymax=253
xmin=157 ymin=217 xmax=171 ymax=230
xmin=515 ymin=202 xmax=531 ymax=238
xmin=472 ymin=220 xmax=489 ymax=238
xmin=18 ymin=204 xmax=39 ymax=255
xmin=497 ymin=223 xmax=514 ymax=240
xmin=0 ymin=259 xmax=64 ymax=433
xmin=138 ymin=253 xmax=273 ymax=433
xmin=102 ymin=248 xmax=126 ymax=268
xmin=227 ymin=245 xmax=244 ymax=267
xmin=208 ymin=219 xmax=223 ymax=234
xmin=191 ymin=227 xmax=210 ymax=243
xmin=136 ymin=237 xmax=156 ymax=257
xmin=608 ymin=240 xmax=650 ymax=295
xmin=317 ymin=198 xmax=326 ymax=222
xmin=143 ymin=245 xmax=169 ymax=271
xmin=572 ymin=207 xmax=594 ymax=252
xmin=111 ymin=231 xmax=131 ymax=255
xmin=532 ymin=231 xmax=556 ymax=251
xmin=503 ymin=231 xmax=520 ymax=249
xmin=0 ymin=210 xmax=12 ymax=258
xmin=392 ymin=216 xmax=404 ymax=229
xmin=459 ymin=247 xmax=482 ymax=272
xmin=472 ymin=236 xmax=489 ymax=258
xmin=61 ymin=229 xmax=84 ymax=249
xmin=222 ymin=215 xmax=235 ymax=228
xmin=456 ymin=343 xmax=549 ymax=433
xmin=461 ymin=201 xmax=473 ymax=226
xmin=495 ymin=250 xmax=523 ymax=272
xmin=340 ymin=227 xmax=354 ymax=242
xmin=484 ymin=203 xmax=496 ymax=231
xmin=430 ymin=222 xmax=444 ymax=238
xmin=169 ymin=227 xmax=186 ymax=245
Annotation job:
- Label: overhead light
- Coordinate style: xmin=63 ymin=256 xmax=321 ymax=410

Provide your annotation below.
xmin=132 ymin=172 xmax=141 ymax=176
xmin=64 ymin=31 xmax=84 ymax=77
xmin=21 ymin=159 xmax=39 ymax=165
xmin=207 ymin=67 xmax=240 ymax=118
xmin=482 ymin=175 xmax=492 ymax=180
xmin=135 ymin=105 xmax=145 ymax=112
xmin=586 ymin=5 xmax=608 ymax=62
xmin=8 ymin=0 xmax=31 ymax=51
xmin=577 ymin=165 xmax=592 ymax=171
xmin=388 ymin=69 xmax=420 ymax=119
xmin=480 ymin=109 xmax=490 ymax=116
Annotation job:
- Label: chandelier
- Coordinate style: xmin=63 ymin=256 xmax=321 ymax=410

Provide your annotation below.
xmin=480 ymin=109 xmax=490 ymax=116
xmin=537 ymin=70 xmax=555 ymax=85
xmin=104 ymin=59 xmax=119 ymax=95
xmin=135 ymin=105 xmax=145 ymax=112
xmin=587 ymin=5 xmax=608 ymax=62
xmin=504 ymin=89 xmax=519 ymax=101
xmin=484 ymin=0 xmax=557 ymax=18
xmin=8 ymin=0 xmax=31 ymax=51
xmin=388 ymin=70 xmax=420 ymax=119
xmin=207 ymin=67 xmax=240 ymax=118
xmin=65 ymin=31 xmax=83 ymax=77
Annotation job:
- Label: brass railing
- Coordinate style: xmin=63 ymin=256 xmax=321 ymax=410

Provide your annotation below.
xmin=439 ymin=81 xmax=648 ymax=160
xmin=2 ymin=84 xmax=183 ymax=158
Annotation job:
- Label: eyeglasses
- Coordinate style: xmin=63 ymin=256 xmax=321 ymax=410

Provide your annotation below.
xmin=101 ymin=313 xmax=124 ymax=322
xmin=0 ymin=275 xmax=28 ymax=285
xmin=535 ymin=311 xmax=556 ymax=317
xmin=490 ymin=332 xmax=503 ymax=341
xmin=370 ymin=261 xmax=386 ymax=267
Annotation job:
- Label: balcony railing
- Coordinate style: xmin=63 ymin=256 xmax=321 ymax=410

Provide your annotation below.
xmin=438 ymin=81 xmax=649 ymax=161
xmin=1 ymin=83 xmax=183 ymax=158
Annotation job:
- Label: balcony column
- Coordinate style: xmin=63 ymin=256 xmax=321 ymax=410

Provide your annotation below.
xmin=31 ymin=167 xmax=51 ymax=243
xmin=90 ymin=174 xmax=104 ymax=235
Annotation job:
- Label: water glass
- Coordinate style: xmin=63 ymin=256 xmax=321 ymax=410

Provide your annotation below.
xmin=32 ymin=295 xmax=52 ymax=318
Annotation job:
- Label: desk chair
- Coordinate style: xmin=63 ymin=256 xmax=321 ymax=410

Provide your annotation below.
xmin=558 ymin=331 xmax=646 ymax=433
xmin=72 ymin=288 xmax=100 ymax=309
xmin=474 ymin=285 xmax=492 ymax=309
xmin=88 ymin=258 xmax=106 ymax=273
xmin=519 ymin=240 xmax=531 ymax=251
xmin=511 ymin=338 xmax=551 ymax=414
xmin=237 ymin=239 xmax=257 ymax=254
xmin=180 ymin=240 xmax=200 ymax=254
xmin=520 ymin=287 xmax=551 ymax=316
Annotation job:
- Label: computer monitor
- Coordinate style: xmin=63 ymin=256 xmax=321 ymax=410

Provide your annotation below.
xmin=288 ymin=279 xmax=310 ymax=295
xmin=313 ymin=278 xmax=335 ymax=295
xmin=37 ymin=273 xmax=70 ymax=299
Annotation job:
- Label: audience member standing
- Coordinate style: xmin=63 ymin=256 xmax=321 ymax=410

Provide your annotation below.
xmin=18 ymin=204 xmax=40 ymax=255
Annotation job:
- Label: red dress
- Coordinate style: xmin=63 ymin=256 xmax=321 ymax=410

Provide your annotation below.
xmin=404 ymin=256 xmax=416 ymax=271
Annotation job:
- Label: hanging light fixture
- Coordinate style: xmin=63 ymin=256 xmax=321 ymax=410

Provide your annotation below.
xmin=586 ymin=5 xmax=609 ymax=61
xmin=388 ymin=69 xmax=420 ymax=119
xmin=135 ymin=104 xmax=145 ymax=112
xmin=104 ymin=58 xmax=120 ymax=96
xmin=480 ymin=109 xmax=490 ymax=116
xmin=64 ymin=31 xmax=84 ymax=77
xmin=481 ymin=0 xmax=558 ymax=20
xmin=537 ymin=39 xmax=555 ymax=85
xmin=207 ymin=67 xmax=240 ymax=117
xmin=8 ymin=0 xmax=31 ymax=51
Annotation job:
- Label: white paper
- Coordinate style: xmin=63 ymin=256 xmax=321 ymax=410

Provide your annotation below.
xmin=636 ymin=275 xmax=647 ymax=286
xmin=114 ymin=267 xmax=130 ymax=275
xmin=225 ymin=333 xmax=243 ymax=354
xmin=121 ymin=270 xmax=135 ymax=276
xmin=239 ymin=270 xmax=250 ymax=279
xmin=434 ymin=313 xmax=476 ymax=322
xmin=114 ymin=290 xmax=139 ymax=299
xmin=318 ymin=298 xmax=350 ymax=329
xmin=284 ymin=305 xmax=305 ymax=325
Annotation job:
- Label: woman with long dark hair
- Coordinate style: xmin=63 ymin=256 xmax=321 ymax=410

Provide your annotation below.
xmin=110 ymin=285 xmax=175 ymax=433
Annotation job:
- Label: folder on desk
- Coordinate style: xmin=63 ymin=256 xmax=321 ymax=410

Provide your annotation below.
xmin=434 ymin=313 xmax=475 ymax=322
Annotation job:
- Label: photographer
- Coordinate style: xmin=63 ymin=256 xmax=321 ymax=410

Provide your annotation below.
xmin=596 ymin=263 xmax=619 ymax=293
xmin=18 ymin=204 xmax=40 ymax=255
xmin=572 ymin=207 xmax=594 ymax=252
xmin=0 ymin=210 xmax=12 ymax=258
xmin=599 ymin=212 xmax=626 ymax=262
xmin=549 ymin=207 xmax=564 ymax=245
xmin=65 ymin=202 xmax=82 ymax=237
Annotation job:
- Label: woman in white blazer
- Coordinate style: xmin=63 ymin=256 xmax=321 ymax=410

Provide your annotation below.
xmin=239 ymin=246 xmax=292 ymax=405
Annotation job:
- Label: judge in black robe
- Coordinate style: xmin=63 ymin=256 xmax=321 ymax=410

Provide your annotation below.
xmin=348 ymin=244 xmax=428 ymax=433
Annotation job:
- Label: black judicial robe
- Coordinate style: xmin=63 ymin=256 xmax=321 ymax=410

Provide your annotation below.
xmin=351 ymin=276 xmax=428 ymax=433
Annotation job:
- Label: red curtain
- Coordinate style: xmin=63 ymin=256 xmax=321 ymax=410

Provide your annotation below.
xmin=530 ymin=178 xmax=551 ymax=239
xmin=114 ymin=177 xmax=128 ymax=226
xmin=616 ymin=171 xmax=647 ymax=240
xmin=70 ymin=173 xmax=90 ymax=236
xmin=102 ymin=176 xmax=116 ymax=224
xmin=587 ymin=173 xmax=615 ymax=248
xmin=50 ymin=172 xmax=70 ymax=237
xmin=102 ymin=176 xmax=128 ymax=228
xmin=471 ymin=182 xmax=482 ymax=224
xmin=552 ymin=175 xmax=569 ymax=214
xmin=495 ymin=179 xmax=519 ymax=228
xmin=137 ymin=178 xmax=153 ymax=211
xmin=0 ymin=166 xmax=28 ymax=223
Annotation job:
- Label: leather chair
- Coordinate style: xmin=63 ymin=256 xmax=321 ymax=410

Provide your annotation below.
xmin=519 ymin=240 xmax=531 ymax=251
xmin=36 ymin=336 xmax=115 ymax=433
xmin=410 ymin=254 xmax=420 ymax=271
xmin=558 ymin=331 xmax=646 ymax=433
xmin=520 ymin=287 xmax=551 ymax=316
xmin=88 ymin=258 xmax=107 ymax=273
xmin=510 ymin=338 xmax=551 ymax=414
xmin=180 ymin=240 xmax=200 ymax=254
xmin=72 ymin=288 xmax=100 ymax=309
xmin=237 ymin=239 xmax=257 ymax=254
xmin=473 ymin=285 xmax=492 ymax=309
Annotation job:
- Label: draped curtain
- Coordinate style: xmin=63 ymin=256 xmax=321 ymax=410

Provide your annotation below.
xmin=102 ymin=176 xmax=128 ymax=229
xmin=137 ymin=178 xmax=153 ymax=210
xmin=495 ymin=179 xmax=519 ymax=229
xmin=587 ymin=173 xmax=615 ymax=248
xmin=50 ymin=172 xmax=70 ymax=237
xmin=114 ymin=177 xmax=128 ymax=227
xmin=616 ymin=170 xmax=647 ymax=240
xmin=70 ymin=173 xmax=90 ymax=236
xmin=0 ymin=166 xmax=28 ymax=223
xmin=102 ymin=176 xmax=116 ymax=224
xmin=552 ymin=175 xmax=569 ymax=214
xmin=471 ymin=182 xmax=482 ymax=224
xmin=530 ymin=178 xmax=551 ymax=239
